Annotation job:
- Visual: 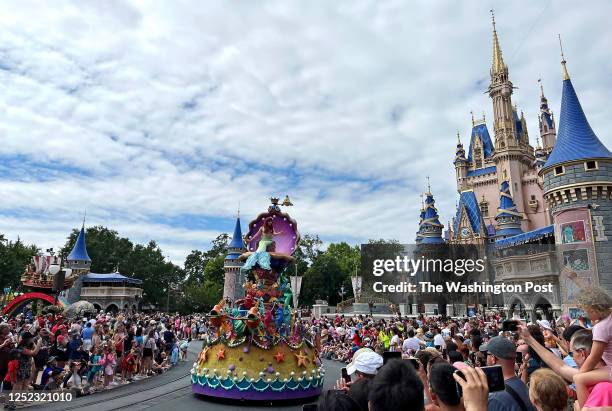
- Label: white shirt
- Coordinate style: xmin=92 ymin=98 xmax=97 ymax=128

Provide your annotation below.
xmin=402 ymin=337 xmax=422 ymax=353
xmin=433 ymin=334 xmax=446 ymax=348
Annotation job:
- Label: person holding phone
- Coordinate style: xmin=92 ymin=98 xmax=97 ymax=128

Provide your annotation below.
xmin=480 ymin=337 xmax=535 ymax=411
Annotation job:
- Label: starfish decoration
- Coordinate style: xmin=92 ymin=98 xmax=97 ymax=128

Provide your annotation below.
xmin=197 ymin=346 xmax=210 ymax=367
xmin=294 ymin=350 xmax=307 ymax=368
xmin=216 ymin=348 xmax=226 ymax=360
xmin=274 ymin=351 xmax=285 ymax=363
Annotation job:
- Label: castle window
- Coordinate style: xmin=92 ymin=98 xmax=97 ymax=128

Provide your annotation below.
xmin=531 ymin=194 xmax=536 ymax=201
xmin=554 ymin=165 xmax=565 ymax=176
xmin=585 ymin=160 xmax=598 ymax=171
xmin=480 ymin=201 xmax=489 ymax=217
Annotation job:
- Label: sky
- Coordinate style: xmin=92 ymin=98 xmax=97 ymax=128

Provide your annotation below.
xmin=1 ymin=1 xmax=611 ymax=265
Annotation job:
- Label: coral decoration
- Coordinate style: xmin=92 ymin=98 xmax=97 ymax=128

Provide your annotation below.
xmin=274 ymin=351 xmax=285 ymax=363
xmin=294 ymin=350 xmax=308 ymax=368
xmin=216 ymin=348 xmax=226 ymax=360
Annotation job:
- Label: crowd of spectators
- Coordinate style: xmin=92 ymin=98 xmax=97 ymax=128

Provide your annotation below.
xmin=0 ymin=310 xmax=205 ymax=409
xmin=310 ymin=284 xmax=612 ymax=411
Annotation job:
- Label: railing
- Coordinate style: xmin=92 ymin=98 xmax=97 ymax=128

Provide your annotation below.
xmin=80 ymin=287 xmax=142 ymax=297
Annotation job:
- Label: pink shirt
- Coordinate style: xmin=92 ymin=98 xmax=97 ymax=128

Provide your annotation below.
xmin=592 ymin=314 xmax=612 ymax=367
xmin=584 ymin=382 xmax=612 ymax=409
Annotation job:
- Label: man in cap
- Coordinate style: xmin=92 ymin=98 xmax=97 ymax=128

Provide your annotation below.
xmin=481 ymin=336 xmax=535 ymax=411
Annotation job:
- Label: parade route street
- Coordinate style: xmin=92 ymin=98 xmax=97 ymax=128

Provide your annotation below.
xmin=34 ymin=343 xmax=341 ymax=411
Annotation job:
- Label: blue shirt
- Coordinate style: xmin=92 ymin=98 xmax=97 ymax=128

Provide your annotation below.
xmin=488 ymin=376 xmax=536 ymax=411
xmin=82 ymin=327 xmax=94 ymax=340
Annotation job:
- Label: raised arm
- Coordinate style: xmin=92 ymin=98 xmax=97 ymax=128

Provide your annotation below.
xmin=519 ymin=322 xmax=577 ymax=382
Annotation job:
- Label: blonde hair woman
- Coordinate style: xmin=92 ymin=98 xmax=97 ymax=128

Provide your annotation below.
xmin=528 ymin=369 xmax=568 ymax=411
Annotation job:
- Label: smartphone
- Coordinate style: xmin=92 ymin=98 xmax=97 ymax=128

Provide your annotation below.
xmin=455 ymin=370 xmax=465 ymax=397
xmin=515 ymin=351 xmax=523 ymax=364
xmin=435 ymin=345 xmax=441 ymax=350
xmin=455 ymin=365 xmax=504 ymax=395
xmin=341 ymin=367 xmax=351 ymax=384
xmin=481 ymin=365 xmax=505 ymax=392
xmin=502 ymin=320 xmax=518 ymax=332
xmin=383 ymin=351 xmax=401 ymax=365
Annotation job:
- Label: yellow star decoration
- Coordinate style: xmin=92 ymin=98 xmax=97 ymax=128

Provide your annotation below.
xmin=197 ymin=347 xmax=209 ymax=367
xmin=294 ymin=350 xmax=307 ymax=368
xmin=216 ymin=348 xmax=226 ymax=360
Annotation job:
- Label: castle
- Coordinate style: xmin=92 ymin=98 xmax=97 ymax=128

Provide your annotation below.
xmin=416 ymin=14 xmax=612 ymax=317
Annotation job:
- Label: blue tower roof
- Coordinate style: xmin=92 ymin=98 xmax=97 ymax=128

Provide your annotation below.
xmin=544 ymin=78 xmax=611 ymax=169
xmin=228 ymin=217 xmax=244 ymax=249
xmin=453 ymin=191 xmax=483 ymax=235
xmin=496 ymin=181 xmax=521 ymax=218
xmin=467 ymin=122 xmax=494 ymax=163
xmin=67 ymin=226 xmax=91 ymax=262
xmin=418 ymin=192 xmax=445 ymax=244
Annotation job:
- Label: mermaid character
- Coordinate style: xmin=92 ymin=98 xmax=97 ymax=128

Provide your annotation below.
xmin=241 ymin=217 xmax=283 ymax=272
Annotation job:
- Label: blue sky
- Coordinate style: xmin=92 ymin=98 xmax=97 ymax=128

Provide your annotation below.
xmin=1 ymin=1 xmax=611 ymax=264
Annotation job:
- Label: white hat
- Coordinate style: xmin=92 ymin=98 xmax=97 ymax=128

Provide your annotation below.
xmin=537 ymin=320 xmax=553 ymax=331
xmin=346 ymin=349 xmax=383 ymax=375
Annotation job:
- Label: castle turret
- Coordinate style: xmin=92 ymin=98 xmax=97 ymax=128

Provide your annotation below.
xmin=494 ymin=181 xmax=523 ymax=239
xmin=417 ymin=186 xmax=445 ymax=244
xmin=454 ymin=132 xmax=468 ymax=192
xmin=66 ymin=225 xmax=91 ymax=272
xmin=65 ymin=224 xmax=92 ymax=304
xmin=538 ymin=79 xmax=557 ymax=156
xmin=488 ymin=13 xmax=533 ymax=229
xmin=223 ymin=215 xmax=245 ymax=301
xmin=541 ymin=41 xmax=612 ymax=292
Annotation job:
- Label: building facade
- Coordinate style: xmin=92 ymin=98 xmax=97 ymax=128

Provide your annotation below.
xmin=417 ymin=14 xmax=612 ymax=318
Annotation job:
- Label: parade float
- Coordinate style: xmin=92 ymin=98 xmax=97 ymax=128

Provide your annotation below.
xmin=2 ymin=226 xmax=91 ymax=316
xmin=191 ymin=198 xmax=324 ymax=402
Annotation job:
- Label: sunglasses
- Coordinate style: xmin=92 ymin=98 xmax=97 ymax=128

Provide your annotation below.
xmin=569 ymin=348 xmax=585 ymax=357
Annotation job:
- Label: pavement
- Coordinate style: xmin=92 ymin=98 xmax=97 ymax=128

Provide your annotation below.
xmin=31 ymin=343 xmax=342 ymax=411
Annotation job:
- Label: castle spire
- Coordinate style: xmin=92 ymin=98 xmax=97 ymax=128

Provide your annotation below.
xmin=417 ymin=190 xmax=445 ymax=244
xmin=558 ymin=34 xmax=570 ymax=81
xmin=494 ymin=181 xmax=523 ymax=239
xmin=490 ymin=10 xmax=506 ymax=76
xmin=67 ymin=225 xmax=91 ymax=263
xmin=228 ymin=215 xmax=244 ymax=250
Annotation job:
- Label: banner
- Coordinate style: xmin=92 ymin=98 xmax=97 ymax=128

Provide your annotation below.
xmin=289 ymin=275 xmax=302 ymax=308
xmin=351 ymin=276 xmax=363 ymax=302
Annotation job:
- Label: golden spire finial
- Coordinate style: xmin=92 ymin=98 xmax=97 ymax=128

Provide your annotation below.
xmin=426 ymin=176 xmax=431 ymax=194
xmin=470 ymin=110 xmax=475 ymax=126
xmin=538 ymin=78 xmax=545 ymax=98
xmin=237 ymin=202 xmax=240 ymax=219
xmin=457 ymin=130 xmax=461 ymax=144
xmin=482 ymin=111 xmax=486 ymax=122
xmin=558 ymin=34 xmax=570 ymax=80
xmin=490 ymin=9 xmax=506 ymax=75
xmin=536 ymin=135 xmax=541 ymax=149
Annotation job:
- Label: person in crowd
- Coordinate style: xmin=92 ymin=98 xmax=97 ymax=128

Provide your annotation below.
xmin=368 ymin=359 xmax=424 ymax=411
xmin=528 ymin=369 xmax=568 ymax=411
xmin=428 ymin=362 xmax=463 ymax=411
xmin=480 ymin=336 xmax=535 ymax=411
xmin=316 ymin=389 xmax=361 ymax=411
xmin=573 ymin=286 xmax=612 ymax=409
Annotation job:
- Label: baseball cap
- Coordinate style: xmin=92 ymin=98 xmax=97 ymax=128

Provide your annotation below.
xmin=346 ymin=348 xmax=383 ymax=375
xmin=480 ymin=336 xmax=515 ymax=360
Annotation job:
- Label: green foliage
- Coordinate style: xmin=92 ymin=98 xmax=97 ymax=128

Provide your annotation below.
xmin=0 ymin=236 xmax=38 ymax=290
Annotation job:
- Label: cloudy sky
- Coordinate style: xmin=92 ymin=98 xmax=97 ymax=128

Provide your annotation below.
xmin=1 ymin=0 xmax=611 ymax=264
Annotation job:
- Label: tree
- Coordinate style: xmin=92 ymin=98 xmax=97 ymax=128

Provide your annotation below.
xmin=184 ymin=250 xmax=207 ymax=285
xmin=61 ymin=226 xmax=133 ymax=273
xmin=0 ymin=236 xmax=38 ymax=290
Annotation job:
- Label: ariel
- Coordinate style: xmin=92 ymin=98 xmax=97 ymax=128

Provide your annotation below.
xmin=241 ymin=217 xmax=283 ymax=272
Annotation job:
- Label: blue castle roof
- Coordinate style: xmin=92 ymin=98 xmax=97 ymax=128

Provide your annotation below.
xmin=418 ymin=193 xmax=445 ymax=244
xmin=453 ymin=191 xmax=483 ymax=235
xmin=467 ymin=123 xmax=494 ymax=163
xmin=513 ymin=110 xmax=523 ymax=141
xmin=67 ymin=226 xmax=91 ymax=262
xmin=544 ymin=78 xmax=611 ymax=169
xmin=496 ymin=181 xmax=520 ymax=218
xmin=83 ymin=272 xmax=142 ymax=284
xmin=228 ymin=217 xmax=244 ymax=249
